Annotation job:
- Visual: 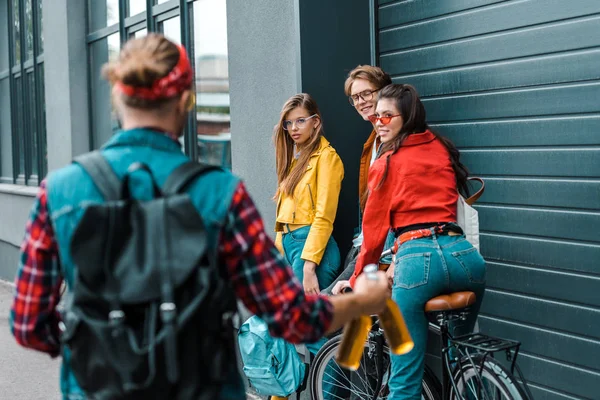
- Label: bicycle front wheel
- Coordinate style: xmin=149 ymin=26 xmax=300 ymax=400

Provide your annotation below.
xmin=308 ymin=334 xmax=441 ymax=400
xmin=450 ymin=355 xmax=527 ymax=400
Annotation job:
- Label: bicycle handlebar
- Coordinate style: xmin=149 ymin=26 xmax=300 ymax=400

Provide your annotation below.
xmin=380 ymin=248 xmax=393 ymax=259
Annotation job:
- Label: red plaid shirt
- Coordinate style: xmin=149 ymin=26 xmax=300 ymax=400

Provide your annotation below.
xmin=10 ymin=180 xmax=333 ymax=356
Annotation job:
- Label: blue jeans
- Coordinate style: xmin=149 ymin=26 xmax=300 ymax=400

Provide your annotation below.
xmin=389 ymin=232 xmax=486 ymax=399
xmin=282 ymin=226 xmax=341 ymax=356
xmin=282 ymin=226 xmax=341 ymax=399
xmin=282 ymin=225 xmax=341 ymax=296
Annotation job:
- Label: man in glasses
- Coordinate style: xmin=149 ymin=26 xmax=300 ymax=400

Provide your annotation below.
xmin=323 ymin=65 xmax=396 ymax=295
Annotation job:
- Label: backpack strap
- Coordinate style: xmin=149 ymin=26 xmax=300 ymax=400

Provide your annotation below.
xmin=73 ymin=151 xmax=121 ymax=201
xmin=162 ymin=161 xmax=222 ymax=195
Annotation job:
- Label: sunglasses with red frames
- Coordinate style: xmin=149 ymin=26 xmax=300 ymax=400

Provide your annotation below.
xmin=368 ymin=114 xmax=401 ymax=125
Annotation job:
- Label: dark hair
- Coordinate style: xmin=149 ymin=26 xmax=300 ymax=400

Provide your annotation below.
xmin=102 ymin=33 xmax=181 ymax=109
xmin=375 ymin=84 xmax=470 ymax=196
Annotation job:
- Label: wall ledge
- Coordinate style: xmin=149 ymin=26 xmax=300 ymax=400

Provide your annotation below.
xmin=0 ymin=184 xmax=39 ymax=198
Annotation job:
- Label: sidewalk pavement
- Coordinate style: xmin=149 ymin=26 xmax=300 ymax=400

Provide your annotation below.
xmin=0 ymin=280 xmax=61 ymax=399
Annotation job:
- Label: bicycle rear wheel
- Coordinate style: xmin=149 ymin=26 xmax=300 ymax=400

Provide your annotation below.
xmin=423 ymin=365 xmax=442 ymax=400
xmin=449 ymin=355 xmax=527 ymax=400
xmin=308 ymin=334 xmax=441 ymax=400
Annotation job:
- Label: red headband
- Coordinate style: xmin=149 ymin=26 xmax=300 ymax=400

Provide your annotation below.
xmin=115 ymin=44 xmax=193 ymax=101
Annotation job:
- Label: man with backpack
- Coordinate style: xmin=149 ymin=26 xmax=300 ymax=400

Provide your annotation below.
xmin=9 ymin=34 xmax=389 ymax=400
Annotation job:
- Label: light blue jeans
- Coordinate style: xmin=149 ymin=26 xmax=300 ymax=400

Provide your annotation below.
xmin=282 ymin=225 xmax=341 ymax=296
xmin=389 ymin=231 xmax=486 ymax=399
xmin=282 ymin=225 xmax=341 ymax=399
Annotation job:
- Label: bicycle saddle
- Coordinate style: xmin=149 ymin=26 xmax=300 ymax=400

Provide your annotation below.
xmin=425 ymin=291 xmax=476 ymax=313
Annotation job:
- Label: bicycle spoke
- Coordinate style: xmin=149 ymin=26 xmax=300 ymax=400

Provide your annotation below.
xmin=310 ymin=334 xmax=396 ymax=400
xmin=453 ymin=359 xmax=516 ymax=400
xmin=322 ymin=362 xmax=373 ymax=398
xmin=318 ymin=349 xmax=391 ymax=399
xmin=323 ymin=366 xmax=374 ymax=399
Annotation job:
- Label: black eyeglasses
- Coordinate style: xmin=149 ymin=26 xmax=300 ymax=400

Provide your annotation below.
xmin=348 ymin=89 xmax=380 ymax=106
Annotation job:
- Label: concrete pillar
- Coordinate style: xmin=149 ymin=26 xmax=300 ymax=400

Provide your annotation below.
xmin=43 ymin=0 xmax=90 ymax=172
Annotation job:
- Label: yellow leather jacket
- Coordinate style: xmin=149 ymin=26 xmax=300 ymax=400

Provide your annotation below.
xmin=275 ymin=136 xmax=344 ymax=264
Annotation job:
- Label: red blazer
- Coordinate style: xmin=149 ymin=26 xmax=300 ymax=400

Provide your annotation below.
xmin=350 ymin=130 xmax=458 ymax=286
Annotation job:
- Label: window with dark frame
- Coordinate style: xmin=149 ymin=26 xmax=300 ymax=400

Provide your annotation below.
xmin=87 ymin=0 xmax=231 ymax=169
xmin=0 ymin=0 xmax=47 ymax=185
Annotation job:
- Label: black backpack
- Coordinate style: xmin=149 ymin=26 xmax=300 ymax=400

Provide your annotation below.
xmin=60 ymin=151 xmax=237 ymax=400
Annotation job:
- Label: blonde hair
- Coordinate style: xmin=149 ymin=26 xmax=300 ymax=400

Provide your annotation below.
xmin=273 ymin=94 xmax=323 ymax=198
xmin=344 ymin=65 xmax=392 ymax=96
xmin=102 ymin=33 xmax=181 ymax=109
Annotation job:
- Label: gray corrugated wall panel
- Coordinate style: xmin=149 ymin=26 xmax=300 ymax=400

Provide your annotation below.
xmin=480 ymin=234 xmax=600 ymax=275
xmin=460 ymin=148 xmax=600 ymax=178
xmin=394 ymin=49 xmax=600 ymax=97
xmin=481 ymin=290 xmax=600 ymax=339
xmin=476 ymin=205 xmax=600 ymax=242
xmin=432 ymin=116 xmax=600 ymax=148
xmin=474 ymin=179 xmax=600 ymax=210
xmin=423 ymin=82 xmax=600 ymax=122
xmin=511 ymin=353 xmax=600 ymax=399
xmin=381 ymin=16 xmax=600 ymax=74
xmin=380 ymin=0 xmax=600 ymax=52
xmin=379 ymin=0 xmax=508 ymax=28
xmin=526 ymin=385 xmax=583 ymax=400
xmin=486 ymin=261 xmax=600 ymax=307
xmin=378 ymin=1 xmax=600 ymax=397
xmin=479 ymin=317 xmax=600 ymax=372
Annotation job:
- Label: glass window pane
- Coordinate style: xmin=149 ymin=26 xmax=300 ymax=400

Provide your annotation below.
xmin=161 ymin=17 xmax=180 ymax=44
xmin=193 ymin=0 xmax=231 ymax=169
xmin=38 ymin=64 xmax=47 ymax=175
xmin=15 ymin=76 xmax=25 ymax=177
xmin=89 ymin=0 xmax=119 ymax=32
xmin=107 ymin=0 xmax=119 ymax=26
xmin=27 ymin=72 xmax=38 ymax=177
xmin=25 ymin=0 xmax=33 ymax=60
xmin=0 ymin=4 xmax=8 ymax=71
xmin=37 ymin=0 xmax=43 ymax=54
xmin=0 ymin=78 xmax=13 ymax=180
xmin=13 ymin=0 xmax=21 ymax=65
xmin=134 ymin=28 xmax=147 ymax=38
xmin=90 ymin=33 xmax=120 ymax=149
xmin=109 ymin=32 xmax=120 ymax=62
xmin=128 ymin=0 xmax=145 ymax=17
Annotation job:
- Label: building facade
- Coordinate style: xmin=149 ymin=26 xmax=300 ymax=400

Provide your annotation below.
xmin=0 ymin=1 xmax=598 ymax=398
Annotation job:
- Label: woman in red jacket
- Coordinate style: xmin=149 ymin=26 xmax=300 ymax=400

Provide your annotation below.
xmin=335 ymin=84 xmax=486 ymax=399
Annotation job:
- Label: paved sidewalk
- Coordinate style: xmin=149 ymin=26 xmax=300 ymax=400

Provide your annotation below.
xmin=0 ymin=280 xmax=61 ymax=399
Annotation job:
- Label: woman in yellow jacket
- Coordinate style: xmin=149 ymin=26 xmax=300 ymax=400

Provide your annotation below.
xmin=271 ymin=94 xmax=344 ymax=400
xmin=273 ymin=93 xmax=344 ymax=348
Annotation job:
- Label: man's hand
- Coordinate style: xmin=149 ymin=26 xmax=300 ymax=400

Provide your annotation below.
xmin=353 ymin=271 xmax=390 ymax=316
xmin=331 ymin=280 xmax=352 ymax=295
xmin=385 ymin=263 xmax=395 ymax=287
xmin=303 ymin=261 xmax=320 ymax=295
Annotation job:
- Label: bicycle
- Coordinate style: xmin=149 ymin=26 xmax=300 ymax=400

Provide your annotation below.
xmin=308 ymin=289 xmax=533 ymax=399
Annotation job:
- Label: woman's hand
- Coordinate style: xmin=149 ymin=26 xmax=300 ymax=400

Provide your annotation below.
xmin=303 ymin=261 xmax=320 ymax=295
xmin=331 ymin=280 xmax=352 ymax=295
